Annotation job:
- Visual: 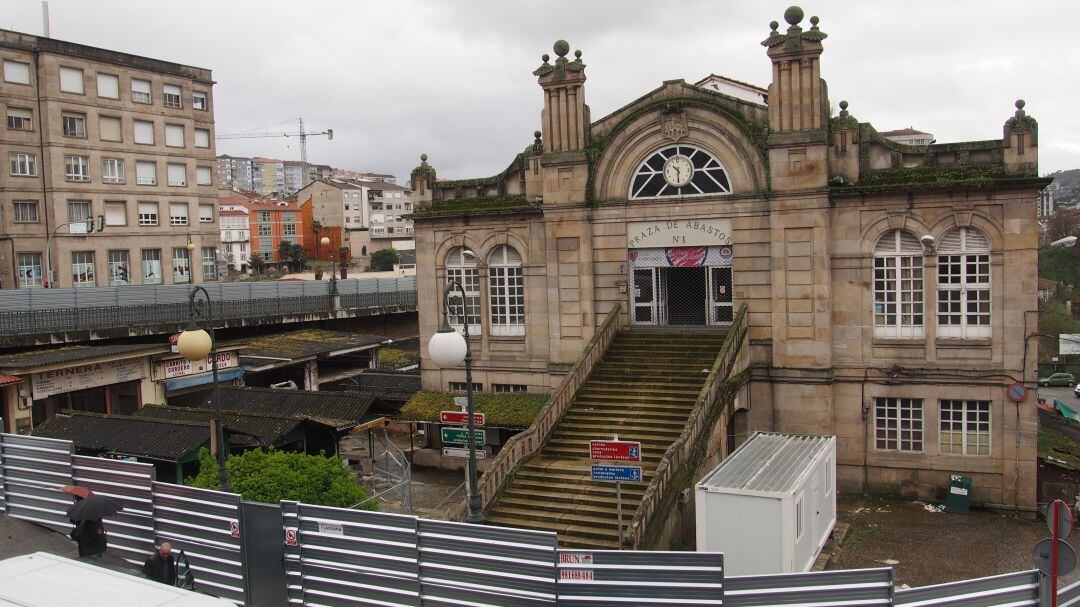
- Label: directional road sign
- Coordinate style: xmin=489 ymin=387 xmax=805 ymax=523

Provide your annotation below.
xmin=589 ymin=440 xmax=642 ymax=462
xmin=443 ymin=447 xmax=487 ymax=460
xmin=441 ymin=427 xmax=485 ymax=445
xmin=590 ymin=465 xmax=643 ymax=483
xmin=440 ymin=411 xmax=485 ymax=425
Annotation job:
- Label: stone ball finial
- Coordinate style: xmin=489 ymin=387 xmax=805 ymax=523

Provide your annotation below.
xmin=784 ymin=6 xmax=804 ymax=26
xmin=769 ymin=20 xmax=779 ymax=31
xmin=1015 ymin=99 xmax=1026 ymax=110
xmin=553 ymin=40 xmax=570 ymax=58
xmin=420 ymin=153 xmax=428 ymax=162
xmin=574 ymin=49 xmax=582 ymax=59
xmin=839 ymin=100 xmax=848 ymax=110
xmin=542 ymin=53 xmax=550 ymax=63
xmin=534 ymin=130 xmax=542 ymax=138
xmin=810 ymin=15 xmax=819 ymax=26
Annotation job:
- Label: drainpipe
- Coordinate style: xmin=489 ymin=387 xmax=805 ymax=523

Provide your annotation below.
xmin=0 ymin=236 xmax=14 ymax=288
xmin=33 ymin=49 xmax=51 ymax=285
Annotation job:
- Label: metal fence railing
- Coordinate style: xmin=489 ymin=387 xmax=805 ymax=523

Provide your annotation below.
xmin=0 ymin=429 xmax=1061 ymax=607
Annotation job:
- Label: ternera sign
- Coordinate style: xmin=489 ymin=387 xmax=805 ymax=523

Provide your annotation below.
xmin=627 ymin=219 xmax=733 ymax=248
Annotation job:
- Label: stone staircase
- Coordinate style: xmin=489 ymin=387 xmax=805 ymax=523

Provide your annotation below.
xmin=485 ymin=330 xmax=727 ymax=548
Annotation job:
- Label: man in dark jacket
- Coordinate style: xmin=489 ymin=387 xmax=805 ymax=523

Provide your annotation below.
xmin=143 ymin=543 xmax=176 ymax=585
xmin=73 ymin=519 xmax=106 ymax=557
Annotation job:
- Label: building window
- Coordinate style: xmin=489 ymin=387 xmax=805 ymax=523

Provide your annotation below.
xmin=59 ymin=67 xmax=84 ymax=94
xmin=104 ymin=201 xmax=126 ymax=226
xmin=68 ymin=201 xmax=91 ymax=223
xmin=258 ymin=211 xmax=271 ymax=222
xmin=404 ymin=202 xmax=413 ymax=211
xmin=260 ymin=251 xmax=273 ymax=262
xmin=3 ymin=60 xmax=31 ymax=84
xmin=283 ymin=222 xmax=296 ymax=236
xmin=446 ymin=247 xmax=481 ymax=334
xmin=169 ymin=202 xmax=188 ymax=226
xmin=939 ymin=400 xmax=991 ymax=456
xmin=449 ymin=382 xmax=483 ymax=393
xmin=141 ymin=249 xmax=162 ymax=284
xmin=193 ymin=91 xmax=208 ymax=110
xmin=134 ymin=119 xmax=154 ymax=145
xmin=172 ymin=248 xmax=191 ymax=283
xmin=163 ymin=84 xmax=182 ymax=108
xmin=937 ymin=228 xmax=991 ymax=339
xmin=107 ymin=250 xmax=130 ymax=285
xmin=62 ymin=112 xmax=86 ymax=138
xmin=629 ymin=144 xmax=732 ymax=199
xmin=131 ymin=79 xmax=151 ymax=104
xmin=96 ymin=73 xmax=119 ymax=99
xmin=17 ymin=253 xmax=42 ymax=288
xmin=873 ymin=230 xmax=924 ymax=338
xmin=13 ymin=201 xmax=39 ymax=223
xmin=99 ymin=116 xmax=122 ymax=142
xmin=135 ymin=161 xmax=156 ymax=185
xmin=493 ymin=384 xmax=527 ymax=394
xmin=258 ymin=224 xmax=271 ymax=237
xmin=488 ymin=244 xmax=525 ymax=336
xmin=194 ymin=128 xmax=210 ymax=148
xmin=64 ymin=155 xmax=90 ymax=182
xmin=7 ymin=107 xmax=33 ymax=131
xmin=165 ymin=124 xmax=185 ymax=147
xmin=101 ymin=158 xmax=125 ymax=183
xmin=10 ymin=153 xmax=36 ymax=176
xmin=71 ymin=251 xmax=95 ymax=286
xmin=167 ymin=163 xmax=187 ymax=187
xmin=197 ymin=166 xmax=212 ymax=185
xmin=138 ymin=202 xmax=158 ymax=226
xmin=202 ymin=247 xmax=218 ymax=281
xmin=198 ymin=204 xmax=214 ymax=223
xmin=874 ymin=397 xmax=923 ymax=452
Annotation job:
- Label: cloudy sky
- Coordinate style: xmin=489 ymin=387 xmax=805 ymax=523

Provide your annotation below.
xmin=6 ymin=1 xmax=1079 ymax=182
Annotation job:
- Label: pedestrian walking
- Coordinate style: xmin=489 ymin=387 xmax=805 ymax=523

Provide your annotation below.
xmin=143 ymin=543 xmax=177 ymax=586
xmin=73 ymin=518 xmax=107 ymax=557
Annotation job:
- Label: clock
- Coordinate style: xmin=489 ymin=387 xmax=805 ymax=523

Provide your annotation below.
xmin=662 ymin=155 xmax=694 ymax=187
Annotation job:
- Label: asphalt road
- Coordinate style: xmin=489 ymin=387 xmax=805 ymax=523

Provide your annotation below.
xmin=1040 ymin=385 xmax=1079 ymax=405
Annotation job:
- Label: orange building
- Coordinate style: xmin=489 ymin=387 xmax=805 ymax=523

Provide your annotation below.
xmin=299 ymin=197 xmax=348 ymax=266
xmin=248 ymin=201 xmax=304 ymax=268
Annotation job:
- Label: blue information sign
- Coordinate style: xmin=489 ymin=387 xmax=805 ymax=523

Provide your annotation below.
xmin=590 ymin=465 xmax=642 ymax=483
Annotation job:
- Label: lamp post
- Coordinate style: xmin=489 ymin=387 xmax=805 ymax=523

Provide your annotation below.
xmin=176 ymin=286 xmax=230 ymax=492
xmin=427 ymin=280 xmax=484 ymax=523
xmin=320 ymin=236 xmax=338 ymax=295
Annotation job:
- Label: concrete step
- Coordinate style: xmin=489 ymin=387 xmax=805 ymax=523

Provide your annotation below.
xmin=495 ymin=497 xmax=635 ymax=521
xmin=570 ymin=400 xmax=694 ymax=414
xmin=483 ymin=515 xmax=622 ymax=548
xmin=485 ymin=505 xmax=622 ymax=530
xmin=571 ymin=392 xmax=698 ymax=405
xmin=502 ymin=487 xmax=642 ymax=510
xmin=554 ymin=423 xmax=684 ymax=438
xmin=559 ymin=414 xmax=689 ymax=429
xmin=511 ymin=474 xmax=649 ymax=498
xmin=574 ymin=383 xmax=703 ymax=396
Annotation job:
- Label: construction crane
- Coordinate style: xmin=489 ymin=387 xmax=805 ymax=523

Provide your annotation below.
xmin=216 ymin=117 xmax=333 ymax=189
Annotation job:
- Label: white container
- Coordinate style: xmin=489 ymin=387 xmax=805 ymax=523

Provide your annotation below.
xmin=695 ymin=432 xmax=836 ymax=576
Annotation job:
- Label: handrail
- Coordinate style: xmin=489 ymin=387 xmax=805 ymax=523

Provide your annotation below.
xmin=470 ymin=304 xmax=624 ymax=515
xmin=626 ymin=303 xmax=749 ymax=549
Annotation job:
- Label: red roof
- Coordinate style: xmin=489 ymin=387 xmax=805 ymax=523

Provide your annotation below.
xmin=0 ymin=375 xmax=23 ymax=387
xmin=218 ymin=209 xmax=249 ymax=216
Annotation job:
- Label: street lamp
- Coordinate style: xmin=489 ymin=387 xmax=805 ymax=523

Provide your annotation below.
xmin=320 ymin=236 xmax=338 ymax=295
xmin=176 ymin=286 xmax=230 ymax=492
xmin=427 ymin=280 xmax=484 ymax=523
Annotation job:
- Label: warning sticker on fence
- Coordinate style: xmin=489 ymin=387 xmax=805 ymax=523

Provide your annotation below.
xmin=318 ymin=522 xmax=344 ymax=535
xmin=559 ymin=569 xmax=595 ymax=581
xmin=559 ymin=552 xmax=593 ymax=565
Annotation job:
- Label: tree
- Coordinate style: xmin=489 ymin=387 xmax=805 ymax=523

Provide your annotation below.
xmin=248 ymin=253 xmax=265 ymax=275
xmin=277 ymin=241 xmax=307 ymax=272
xmin=187 ymin=448 xmax=377 ymax=510
xmin=369 ymin=248 xmax=401 ymax=272
xmin=1047 ymin=210 xmax=1080 ymax=243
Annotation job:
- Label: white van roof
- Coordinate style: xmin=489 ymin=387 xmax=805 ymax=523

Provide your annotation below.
xmin=0 ymin=552 xmax=235 ymax=607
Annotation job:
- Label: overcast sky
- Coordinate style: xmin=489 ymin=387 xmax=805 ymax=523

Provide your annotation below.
xmin=6 ymin=1 xmax=1079 ymax=183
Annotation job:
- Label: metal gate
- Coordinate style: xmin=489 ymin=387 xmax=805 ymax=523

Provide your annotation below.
xmin=0 ymin=433 xmax=74 ymax=532
xmin=629 ymin=246 xmax=733 ymax=326
xmin=71 ymin=455 xmax=154 ymax=566
xmin=556 ymin=550 xmax=724 ymax=607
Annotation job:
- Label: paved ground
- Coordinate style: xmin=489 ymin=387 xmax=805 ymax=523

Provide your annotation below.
xmin=0 ymin=514 xmax=76 ymax=561
xmin=830 ymin=497 xmax=1080 ymax=587
xmin=1040 ymin=385 xmax=1078 ymax=406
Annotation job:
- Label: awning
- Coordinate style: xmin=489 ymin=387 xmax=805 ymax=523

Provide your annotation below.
xmin=0 ymin=375 xmax=23 ymax=387
xmin=165 ymin=367 xmax=245 ymax=392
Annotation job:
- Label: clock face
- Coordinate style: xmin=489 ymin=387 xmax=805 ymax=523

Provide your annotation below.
xmin=662 ymin=155 xmax=694 ymax=187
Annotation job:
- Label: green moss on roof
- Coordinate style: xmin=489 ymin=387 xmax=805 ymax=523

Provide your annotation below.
xmin=399 ymin=391 xmax=550 ymax=428
xmin=858 ymin=165 xmax=1007 ymax=187
xmin=411 ymin=195 xmax=541 ymax=218
xmin=378 ymin=347 xmax=419 ymax=369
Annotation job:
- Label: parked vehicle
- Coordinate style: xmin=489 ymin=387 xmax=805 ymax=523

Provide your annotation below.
xmin=1039 ymin=373 xmax=1076 ymax=387
xmin=1074 ymin=383 xmax=1080 ymax=398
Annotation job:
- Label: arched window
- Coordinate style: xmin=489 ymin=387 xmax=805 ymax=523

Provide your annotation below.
xmin=488 ymin=245 xmax=525 ymax=336
xmin=445 ymin=247 xmax=480 ymax=334
xmin=873 ymin=230 xmax=924 ymax=338
xmin=937 ymin=227 xmax=990 ymax=338
xmin=629 ymin=144 xmax=731 ymax=199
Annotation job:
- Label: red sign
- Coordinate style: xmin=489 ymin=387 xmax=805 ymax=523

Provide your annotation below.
xmin=1007 ymin=383 xmax=1027 ymax=403
xmin=589 ymin=440 xmax=642 ymax=462
xmin=440 ymin=411 xmax=485 ymax=426
xmin=284 ymin=528 xmax=298 ymax=547
xmin=229 ymin=520 xmax=240 ymax=538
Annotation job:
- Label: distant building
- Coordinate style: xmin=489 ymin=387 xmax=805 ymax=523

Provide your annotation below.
xmin=694 ymin=74 xmax=768 ymax=105
xmin=1038 ymin=187 xmax=1055 ymax=218
xmin=216 ymin=154 xmax=253 ymax=192
xmin=367 ymin=181 xmax=415 ymax=251
xmin=251 ymin=157 xmax=285 ymax=197
xmin=219 ymin=209 xmax=250 ymax=271
xmin=296 ymin=178 xmax=415 ymax=267
xmin=880 ymin=127 xmax=935 ymax=146
xmin=248 ymin=201 xmax=303 ymax=266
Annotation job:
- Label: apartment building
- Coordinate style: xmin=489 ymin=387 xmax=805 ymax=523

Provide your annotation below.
xmin=251 ymin=157 xmax=284 ymax=198
xmin=248 ymin=201 xmax=303 ymax=266
xmin=218 ymin=209 xmax=250 ymax=272
xmin=367 ymin=181 xmax=414 ymax=249
xmin=216 ymin=154 xmax=253 ymax=192
xmin=0 ymin=29 xmax=218 ymax=288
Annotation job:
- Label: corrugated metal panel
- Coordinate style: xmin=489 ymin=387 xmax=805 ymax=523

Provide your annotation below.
xmin=418 ymin=519 xmax=557 ymax=607
xmin=556 ymin=550 xmax=724 ymax=607
xmin=152 ymin=481 xmax=245 ymax=603
xmin=0 ymin=433 xmax=74 ymax=532
xmin=283 ymin=501 xmax=420 ymax=607
xmin=725 ymin=568 xmax=892 ymax=607
xmin=698 ymin=433 xmax=833 ymax=494
xmin=895 ymin=570 xmax=1039 ymax=607
xmin=72 ymin=455 xmax=155 ymax=566
xmin=1060 ymin=578 xmax=1080 ymax=607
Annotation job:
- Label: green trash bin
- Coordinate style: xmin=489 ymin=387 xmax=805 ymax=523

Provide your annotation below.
xmin=945 ymin=474 xmax=972 ymax=513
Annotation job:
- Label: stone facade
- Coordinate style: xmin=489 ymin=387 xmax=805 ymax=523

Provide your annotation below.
xmin=410 ymin=7 xmax=1048 ymax=510
xmin=0 ymin=29 xmax=218 ymax=288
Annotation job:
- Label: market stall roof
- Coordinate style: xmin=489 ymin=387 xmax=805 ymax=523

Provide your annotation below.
xmin=169 ymin=386 xmax=378 ymax=431
xmin=399 ymin=391 xmax=550 ymax=429
xmin=0 ymin=375 xmax=23 ymax=387
xmin=335 ymin=372 xmax=421 ymax=407
xmin=0 ymin=343 xmax=166 ymax=372
xmin=30 ymin=411 xmax=207 ymax=463
xmin=223 ymin=329 xmax=389 ymax=370
xmin=132 ymin=405 xmax=308 ymax=449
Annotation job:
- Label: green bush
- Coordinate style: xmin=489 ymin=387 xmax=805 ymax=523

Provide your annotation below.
xmin=187 ymin=448 xmax=376 ymax=510
xmin=368 ymin=248 xmax=401 ymax=272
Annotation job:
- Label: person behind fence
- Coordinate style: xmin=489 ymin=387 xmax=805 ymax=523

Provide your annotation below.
xmin=72 ymin=518 xmax=106 ymax=558
xmin=143 ymin=543 xmax=176 ymax=585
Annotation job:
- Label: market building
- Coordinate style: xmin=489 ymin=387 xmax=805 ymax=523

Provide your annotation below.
xmin=410 ymin=7 xmax=1047 ymax=511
